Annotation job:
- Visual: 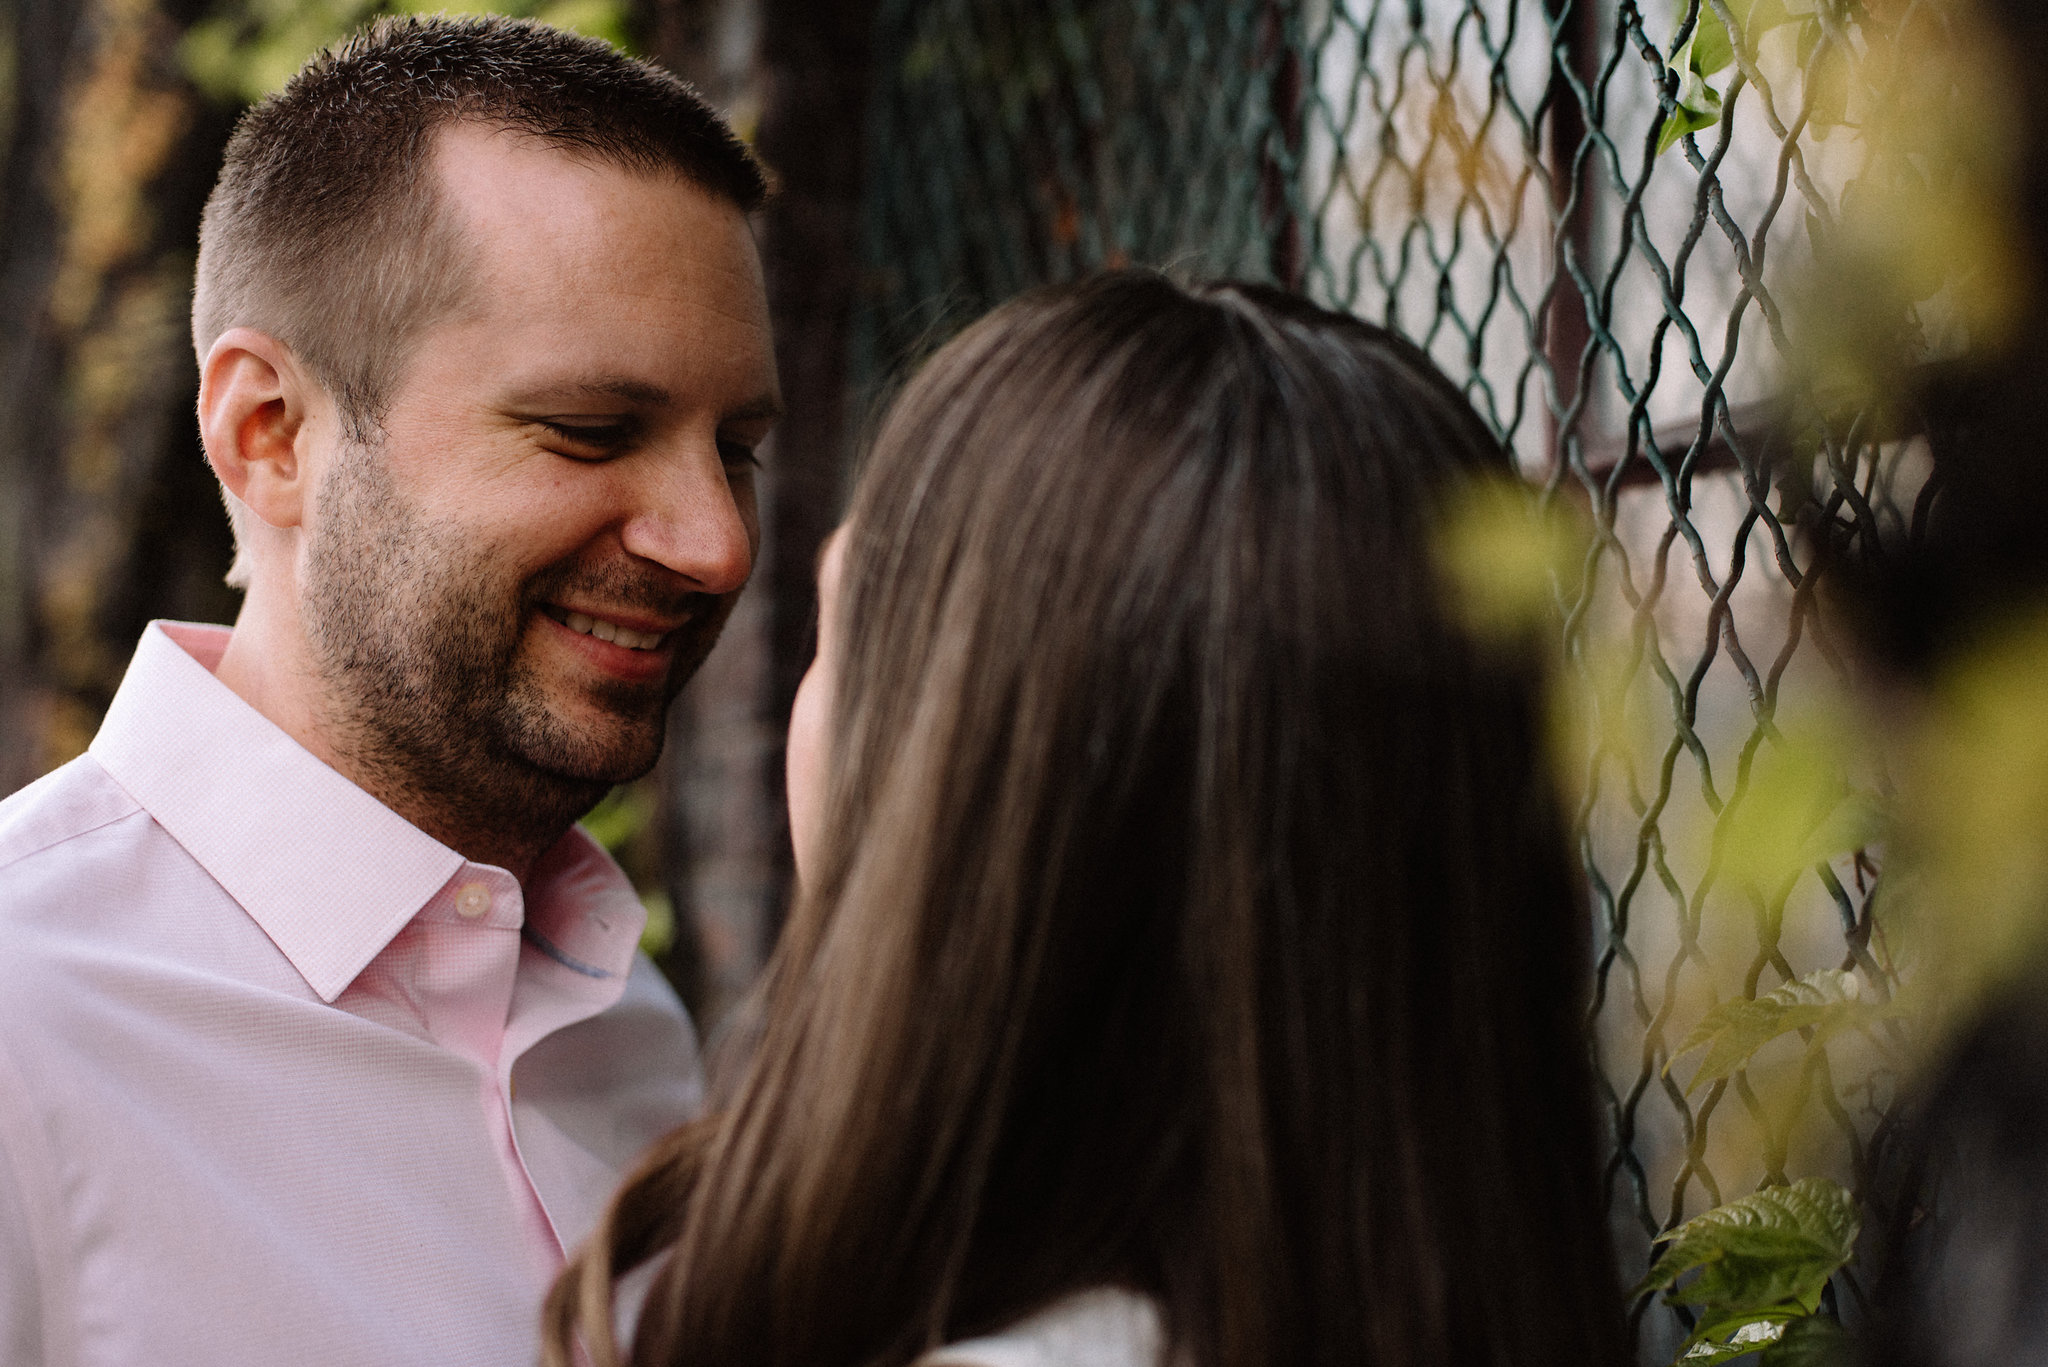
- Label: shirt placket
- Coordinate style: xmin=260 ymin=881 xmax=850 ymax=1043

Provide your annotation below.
xmin=408 ymin=869 xmax=563 ymax=1276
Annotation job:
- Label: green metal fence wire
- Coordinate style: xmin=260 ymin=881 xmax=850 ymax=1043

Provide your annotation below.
xmin=855 ymin=0 xmax=1926 ymax=1356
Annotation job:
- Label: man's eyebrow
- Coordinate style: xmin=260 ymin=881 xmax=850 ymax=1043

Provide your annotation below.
xmin=506 ymin=377 xmax=674 ymax=407
xmin=505 ymin=377 xmax=783 ymax=422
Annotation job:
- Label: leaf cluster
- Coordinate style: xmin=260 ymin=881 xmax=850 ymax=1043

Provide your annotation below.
xmin=1669 ymin=969 xmax=1905 ymax=1094
xmin=1635 ymin=1179 xmax=1858 ymax=1366
xmin=1659 ymin=0 xmax=1838 ymax=155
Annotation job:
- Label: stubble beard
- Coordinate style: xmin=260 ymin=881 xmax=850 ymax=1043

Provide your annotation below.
xmin=301 ymin=441 xmax=733 ymax=861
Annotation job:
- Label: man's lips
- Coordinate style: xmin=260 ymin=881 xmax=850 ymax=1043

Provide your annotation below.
xmin=538 ymin=604 xmax=681 ymax=652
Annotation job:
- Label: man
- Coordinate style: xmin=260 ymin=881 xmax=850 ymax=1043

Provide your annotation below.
xmin=0 ymin=15 xmax=779 ymax=1365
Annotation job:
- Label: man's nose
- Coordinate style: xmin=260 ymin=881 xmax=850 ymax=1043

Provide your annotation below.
xmin=617 ymin=445 xmax=756 ymax=595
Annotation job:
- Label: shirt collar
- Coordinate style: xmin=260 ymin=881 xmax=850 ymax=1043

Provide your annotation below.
xmin=90 ymin=622 xmax=472 ymax=1002
xmin=522 ymin=826 xmax=649 ymax=984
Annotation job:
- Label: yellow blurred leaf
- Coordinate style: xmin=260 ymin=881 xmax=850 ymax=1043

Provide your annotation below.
xmin=1669 ymin=969 xmax=1902 ymax=1093
xmin=638 ymin=890 xmax=676 ymax=959
xmin=1710 ymin=721 xmax=1880 ymax=898
xmin=1792 ymin=1 xmax=2027 ymax=407
xmin=1435 ymin=479 xmax=1588 ymax=642
xmin=1892 ymin=613 xmax=2048 ymax=1022
xmin=579 ymin=782 xmax=654 ymax=852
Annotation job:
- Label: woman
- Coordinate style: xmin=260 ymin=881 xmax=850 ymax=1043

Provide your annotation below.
xmin=544 ymin=273 xmax=1629 ymax=1367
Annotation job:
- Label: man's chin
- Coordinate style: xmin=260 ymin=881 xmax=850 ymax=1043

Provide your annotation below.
xmin=506 ymin=708 xmax=669 ymax=788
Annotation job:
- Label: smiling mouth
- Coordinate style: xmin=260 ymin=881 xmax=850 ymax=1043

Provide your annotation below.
xmin=540 ymin=605 xmax=672 ymax=651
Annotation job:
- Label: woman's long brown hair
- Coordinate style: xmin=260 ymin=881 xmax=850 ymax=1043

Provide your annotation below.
xmin=543 ymin=273 xmax=1630 ymax=1367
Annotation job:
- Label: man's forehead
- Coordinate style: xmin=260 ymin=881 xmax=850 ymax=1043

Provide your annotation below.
xmin=428 ymin=120 xmax=714 ymax=227
xmin=399 ymin=121 xmax=776 ymax=415
xmin=423 ymin=119 xmax=764 ymax=316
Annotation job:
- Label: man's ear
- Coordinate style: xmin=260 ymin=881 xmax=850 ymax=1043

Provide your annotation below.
xmin=198 ymin=328 xmax=323 ymax=533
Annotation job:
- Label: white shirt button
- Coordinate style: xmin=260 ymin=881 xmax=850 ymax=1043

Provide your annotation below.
xmin=454 ymin=882 xmax=492 ymax=919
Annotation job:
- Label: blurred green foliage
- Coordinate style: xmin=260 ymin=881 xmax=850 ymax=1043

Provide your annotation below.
xmin=1800 ymin=2 xmax=2023 ymax=414
xmin=180 ymin=0 xmax=636 ymax=105
xmin=579 ymin=781 xmax=654 ymax=852
xmin=580 ymin=783 xmax=676 ymax=958
xmin=1705 ymin=722 xmax=1881 ymax=906
xmin=1892 ymin=612 xmax=2048 ymax=1022
xmin=1435 ymin=477 xmax=1590 ymax=647
xmin=1433 ymin=6 xmax=2029 ymax=1356
xmin=1658 ymin=0 xmax=2025 ymax=417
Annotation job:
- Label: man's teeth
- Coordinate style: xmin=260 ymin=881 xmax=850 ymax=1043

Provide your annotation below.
xmin=559 ymin=610 xmax=667 ymax=651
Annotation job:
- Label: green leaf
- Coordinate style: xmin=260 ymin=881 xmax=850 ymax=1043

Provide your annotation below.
xmin=1738 ymin=0 xmax=1799 ymax=41
xmin=1638 ymin=1180 xmax=1867 ymax=1295
xmin=1658 ymin=0 xmax=1807 ymax=155
xmin=1657 ymin=79 xmax=1724 ymax=155
xmin=1659 ymin=17 xmax=1728 ymax=155
xmin=1680 ymin=1316 xmax=1790 ymax=1364
xmin=1636 ymin=1178 xmax=1860 ymax=1364
xmin=1669 ymin=969 xmax=1897 ymax=1093
xmin=1760 ymin=1316 xmax=1850 ymax=1367
xmin=1635 ymin=1179 xmax=1859 ymax=1315
xmin=1663 ymin=1223 xmax=1833 ymax=1315
xmin=1689 ymin=5 xmax=1735 ymax=78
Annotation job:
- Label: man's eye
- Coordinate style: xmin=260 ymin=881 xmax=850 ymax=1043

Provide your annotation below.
xmin=719 ymin=438 xmax=760 ymax=471
xmin=539 ymin=420 xmax=634 ymax=454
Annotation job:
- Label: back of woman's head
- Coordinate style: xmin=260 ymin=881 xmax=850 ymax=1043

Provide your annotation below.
xmin=550 ymin=272 xmax=1627 ymax=1367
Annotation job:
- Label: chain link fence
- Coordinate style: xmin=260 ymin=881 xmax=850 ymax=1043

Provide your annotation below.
xmin=856 ymin=0 xmax=1931 ymax=1356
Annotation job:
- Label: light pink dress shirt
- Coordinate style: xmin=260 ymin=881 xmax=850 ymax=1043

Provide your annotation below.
xmin=0 ymin=622 xmax=704 ymax=1366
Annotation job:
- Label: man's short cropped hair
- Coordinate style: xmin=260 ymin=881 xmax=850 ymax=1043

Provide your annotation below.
xmin=194 ymin=13 xmax=767 ymax=461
